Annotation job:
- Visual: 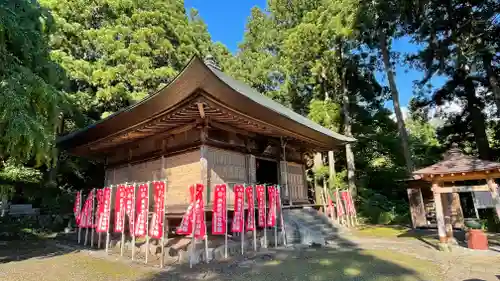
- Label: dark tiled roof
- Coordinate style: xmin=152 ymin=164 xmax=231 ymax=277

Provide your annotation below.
xmin=413 ymin=147 xmax=500 ymax=175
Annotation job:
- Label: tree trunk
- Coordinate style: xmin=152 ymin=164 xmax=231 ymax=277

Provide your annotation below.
xmin=337 ymin=40 xmax=356 ymax=197
xmin=342 ymin=78 xmax=356 ymax=196
xmin=379 ymin=31 xmax=414 ymax=173
xmin=464 ymin=77 xmax=491 ymax=160
xmin=482 ymin=53 xmax=500 ymax=117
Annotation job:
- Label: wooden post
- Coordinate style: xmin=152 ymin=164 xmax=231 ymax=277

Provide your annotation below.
xmin=432 ymin=182 xmax=447 ymax=244
xmin=328 ymin=150 xmax=337 ymax=223
xmin=487 ymin=177 xmax=500 ymax=220
xmin=442 ymin=193 xmax=454 ymax=241
xmin=313 ymin=153 xmax=323 ymax=206
xmin=281 ymin=138 xmax=291 ymax=206
xmin=200 ymin=144 xmax=209 ymax=263
xmin=277 ymin=185 xmax=287 ymax=246
xmin=90 ymin=188 xmax=96 ymax=248
xmin=247 ymin=155 xmax=257 ymax=251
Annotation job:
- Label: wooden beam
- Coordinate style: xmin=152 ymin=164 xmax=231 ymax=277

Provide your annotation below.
xmin=209 ymin=120 xmax=256 ymax=137
xmin=420 ymin=171 xmax=500 ymax=182
xmin=197 ymin=103 xmax=205 ymax=119
xmin=432 ymin=185 xmax=490 ymax=193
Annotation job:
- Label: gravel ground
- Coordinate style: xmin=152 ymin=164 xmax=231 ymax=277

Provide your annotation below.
xmin=1 ymin=232 xmax=499 ymax=281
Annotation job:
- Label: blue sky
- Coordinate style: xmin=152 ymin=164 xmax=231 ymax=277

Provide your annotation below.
xmin=184 ymin=0 xmax=444 ymax=108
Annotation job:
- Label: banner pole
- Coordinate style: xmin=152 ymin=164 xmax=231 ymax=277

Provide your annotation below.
xmin=160 ymin=179 xmax=168 ymax=268
xmin=145 ymin=181 xmax=151 ymax=264
xmin=105 ymin=185 xmax=112 ymax=253
xmin=274 ymin=186 xmax=278 ymax=248
xmin=120 ymin=183 xmax=127 ymax=256
xmin=84 ymin=191 xmax=89 ymax=246
xmin=224 ymin=184 xmax=228 ymax=259
xmin=98 ymin=188 xmax=102 ymax=249
xmin=203 ymin=192 xmax=209 ymax=264
xmin=77 ymin=191 xmax=82 ymax=244
xmin=241 ymin=184 xmax=245 ymax=254
xmin=252 ymin=185 xmax=257 ymax=251
xmin=263 ymin=185 xmax=267 ymax=249
xmin=160 ymin=144 xmax=167 ymax=268
xmin=91 ymin=188 xmax=96 ymax=248
xmin=189 ymin=188 xmax=197 ymax=269
xmin=131 ymin=183 xmax=137 ymax=261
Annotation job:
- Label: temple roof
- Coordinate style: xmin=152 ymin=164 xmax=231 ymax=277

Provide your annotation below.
xmin=413 ymin=146 xmax=500 ymax=176
xmin=58 ymin=56 xmax=355 ymax=156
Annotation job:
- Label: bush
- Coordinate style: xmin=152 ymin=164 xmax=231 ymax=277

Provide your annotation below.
xmin=357 ymin=189 xmax=410 ymax=225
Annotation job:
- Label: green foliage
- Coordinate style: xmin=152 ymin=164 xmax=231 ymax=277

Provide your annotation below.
xmin=41 ymin=0 xmax=230 ymax=119
xmin=0 ymin=0 xmax=66 ymax=165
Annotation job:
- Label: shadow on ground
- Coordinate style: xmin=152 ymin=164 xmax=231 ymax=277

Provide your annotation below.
xmin=137 ymin=247 xmax=434 ymax=281
xmin=0 ymin=237 xmax=76 ymax=263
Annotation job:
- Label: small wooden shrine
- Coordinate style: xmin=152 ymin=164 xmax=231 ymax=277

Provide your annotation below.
xmin=408 ymin=145 xmax=500 ymax=244
xmin=58 ymin=56 xmax=355 ymax=214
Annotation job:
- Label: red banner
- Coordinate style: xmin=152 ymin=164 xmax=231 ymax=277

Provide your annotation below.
xmin=341 ymin=191 xmax=355 ymax=215
xmin=193 ymin=184 xmax=206 ymax=239
xmin=114 ymin=185 xmax=126 ymax=232
xmin=177 ymin=185 xmax=195 ymax=235
xmin=267 ymin=186 xmax=276 ymax=227
xmin=256 ymin=185 xmax=266 ymax=227
xmin=79 ymin=190 xmax=94 ymax=228
xmin=336 ymin=191 xmax=345 ymax=217
xmin=74 ymin=191 xmax=81 ymax=225
xmin=231 ymin=185 xmax=245 ymax=232
xmin=134 ymin=183 xmax=149 ymax=237
xmin=327 ymin=193 xmax=335 ymax=217
xmin=245 ymin=185 xmax=255 ymax=231
xmin=149 ymin=181 xmax=166 ymax=239
xmin=212 ymin=184 xmax=227 ymax=235
xmin=96 ymin=187 xmax=111 ymax=233
xmin=95 ymin=189 xmax=104 ymax=228
xmin=125 ymin=184 xmax=136 ymax=233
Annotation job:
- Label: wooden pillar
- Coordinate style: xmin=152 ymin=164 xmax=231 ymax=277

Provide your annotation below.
xmin=487 ymin=177 xmax=500 ymax=220
xmin=247 ymin=154 xmax=256 ymax=185
xmin=200 ymin=124 xmax=209 ymax=204
xmin=441 ymin=193 xmax=454 ymax=241
xmin=407 ymin=188 xmax=426 ymax=228
xmin=313 ymin=152 xmax=323 ymax=206
xmin=432 ymin=182 xmax=447 ymax=243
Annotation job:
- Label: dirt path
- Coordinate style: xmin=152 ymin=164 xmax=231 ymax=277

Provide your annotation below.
xmin=346 ymin=234 xmax=500 ymax=281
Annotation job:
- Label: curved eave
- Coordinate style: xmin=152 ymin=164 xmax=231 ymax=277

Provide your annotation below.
xmin=58 ymin=56 xmax=355 ymax=153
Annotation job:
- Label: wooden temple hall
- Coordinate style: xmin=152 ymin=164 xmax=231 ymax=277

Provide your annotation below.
xmin=407 ymin=145 xmax=500 ymax=243
xmin=58 ymin=56 xmax=355 ymax=214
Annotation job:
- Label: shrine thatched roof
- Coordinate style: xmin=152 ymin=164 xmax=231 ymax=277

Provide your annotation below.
xmin=413 ymin=146 xmax=500 ymax=176
xmin=58 ymin=56 xmax=355 ymax=156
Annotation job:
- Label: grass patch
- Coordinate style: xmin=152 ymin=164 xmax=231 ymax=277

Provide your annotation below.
xmin=354 ymin=225 xmax=410 ymax=238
